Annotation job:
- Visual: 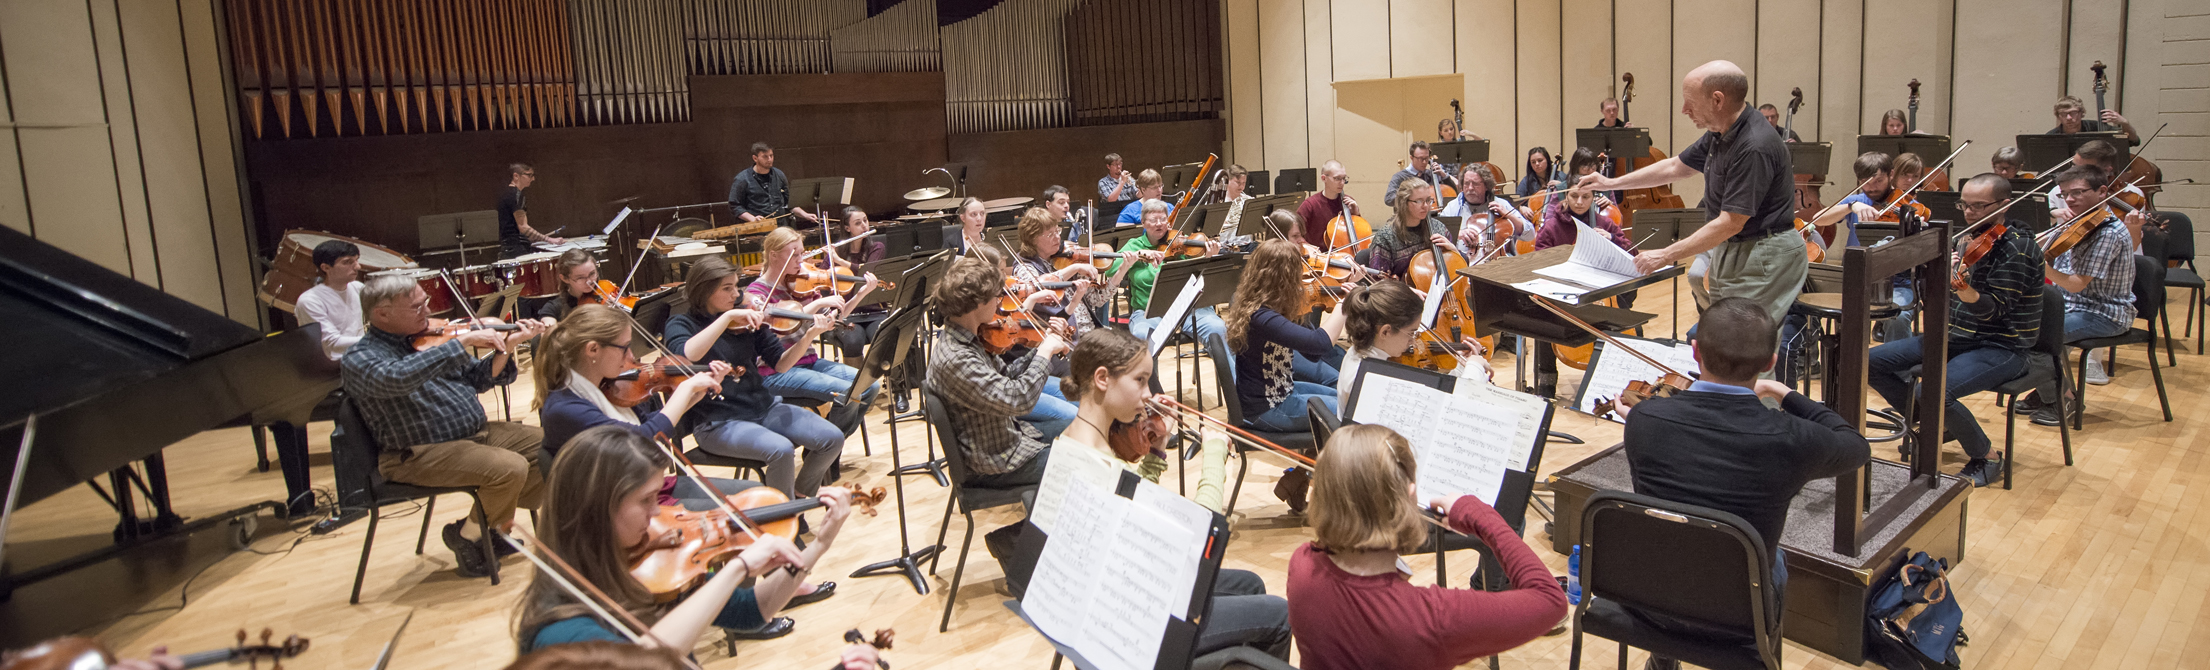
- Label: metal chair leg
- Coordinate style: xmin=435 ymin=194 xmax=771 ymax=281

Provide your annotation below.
xmin=470 ymin=492 xmax=500 ymax=585
xmin=1225 ymin=452 xmax=1251 ymax=516
xmin=938 ymin=513 xmax=977 ymax=633
xmin=2002 ymin=397 xmax=2016 ymax=490
xmin=930 ymin=495 xmax=956 ymax=576
xmin=415 ymin=496 xmax=438 ymax=554
xmin=350 ymin=507 xmax=383 ymax=605
xmin=2147 ymin=337 xmax=2172 ymax=421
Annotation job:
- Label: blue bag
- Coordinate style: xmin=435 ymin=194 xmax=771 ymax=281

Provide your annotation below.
xmin=1865 ymin=550 xmax=1965 ymax=669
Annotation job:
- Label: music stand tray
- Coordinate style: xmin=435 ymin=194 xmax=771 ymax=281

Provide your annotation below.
xmin=1856 ymin=135 xmax=1952 ymax=163
xmin=1274 ymin=168 xmax=1318 ymax=194
xmin=1430 ymin=139 xmax=1491 ymax=165
xmin=1575 ymin=127 xmax=1652 ymax=157
xmin=1623 ymin=208 xmax=1705 ymax=249
xmin=1459 ymin=245 xmax=1678 ymax=345
xmin=1788 ymin=142 xmax=1833 ymax=178
xmin=2015 ymin=132 xmax=2128 ymax=175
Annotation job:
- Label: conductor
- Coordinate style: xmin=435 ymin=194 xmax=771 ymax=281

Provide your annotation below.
xmin=1576 ymin=60 xmax=1805 ymax=327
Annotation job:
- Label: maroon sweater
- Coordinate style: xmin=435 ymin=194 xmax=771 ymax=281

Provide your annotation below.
xmin=1286 ymin=496 xmax=1568 ymax=670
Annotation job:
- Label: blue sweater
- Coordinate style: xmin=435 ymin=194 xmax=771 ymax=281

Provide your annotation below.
xmin=538 ymin=388 xmax=678 ymax=462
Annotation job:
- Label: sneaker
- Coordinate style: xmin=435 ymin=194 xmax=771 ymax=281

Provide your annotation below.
xmin=1958 ymin=458 xmax=1999 ymax=488
xmin=2031 ymin=398 xmax=2081 ymax=426
xmin=441 ymin=521 xmax=492 ymax=578
xmin=2085 ymin=356 xmax=2111 ymax=385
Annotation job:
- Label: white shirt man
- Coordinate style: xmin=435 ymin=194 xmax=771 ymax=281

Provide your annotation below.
xmin=294 ymin=242 xmax=368 ymax=360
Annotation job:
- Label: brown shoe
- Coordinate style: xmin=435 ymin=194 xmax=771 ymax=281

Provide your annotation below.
xmin=1274 ymin=468 xmax=1311 ymax=514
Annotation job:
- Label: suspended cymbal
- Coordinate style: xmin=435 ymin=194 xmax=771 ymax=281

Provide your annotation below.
xmin=982 ymin=196 xmax=1033 ymax=209
xmin=607 ymin=195 xmax=641 ymax=206
xmin=903 ymin=186 xmax=952 ymax=200
xmin=909 ymin=197 xmax=964 ymax=212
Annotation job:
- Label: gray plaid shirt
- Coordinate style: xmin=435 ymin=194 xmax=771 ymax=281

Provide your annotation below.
xmin=341 ymin=327 xmax=518 ymax=450
xmin=2051 ymin=218 xmax=2137 ymax=327
xmin=925 ymin=325 xmax=1049 ymax=476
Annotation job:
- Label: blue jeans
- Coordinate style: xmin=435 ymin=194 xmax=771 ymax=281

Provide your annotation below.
xmin=692 ymin=403 xmax=846 ymax=497
xmin=1881 ymin=283 xmax=1917 ymax=342
xmin=762 ymin=358 xmax=881 ymax=408
xmin=1019 ymin=377 xmax=1077 ymax=441
xmin=1247 ymin=382 xmax=1336 ymax=433
xmin=1130 ymin=306 xmax=1226 ymax=347
xmin=1868 ymin=338 xmax=2027 ymax=460
xmin=1294 ymin=348 xmax=1343 ymax=386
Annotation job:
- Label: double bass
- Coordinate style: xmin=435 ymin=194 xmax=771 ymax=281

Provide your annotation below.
xmin=1448 ymin=99 xmax=1511 ymax=188
xmin=1616 ymin=73 xmax=1689 ymax=226
xmin=1903 ymin=80 xmax=1952 ymax=191
xmin=2091 ymin=61 xmax=2164 ymax=208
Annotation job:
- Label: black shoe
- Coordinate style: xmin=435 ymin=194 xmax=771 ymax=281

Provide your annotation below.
xmin=2031 ymin=400 xmax=2080 ymax=427
xmin=1958 ymin=458 xmax=1999 ymax=488
xmin=442 ymin=521 xmax=491 ymax=578
xmin=984 ymin=523 xmax=1023 ymax=560
xmin=724 ymin=617 xmax=796 ymax=640
xmin=787 ymin=581 xmax=837 ymax=608
xmin=893 ymin=392 xmax=911 ymax=414
xmin=1273 ymin=468 xmax=1311 ymax=515
xmin=491 ymin=533 xmax=520 ymax=558
xmin=2011 ymin=392 xmax=2044 ymax=415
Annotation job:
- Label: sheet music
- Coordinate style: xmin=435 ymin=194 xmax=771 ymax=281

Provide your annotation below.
xmin=1030 ymin=445 xmax=1123 ymax=535
xmin=1149 ymin=275 xmax=1204 ymax=356
xmin=1420 ymin=265 xmax=1449 ymax=326
xmin=1574 ymin=337 xmax=1701 ymax=422
xmin=1533 ymin=222 xmax=1641 ymax=288
xmin=1347 ymin=373 xmax=1545 ymax=505
xmin=602 ymin=207 xmax=633 ymax=235
xmin=1024 ymin=483 xmax=1205 ymax=670
xmin=1509 ymin=278 xmax=1589 ymax=303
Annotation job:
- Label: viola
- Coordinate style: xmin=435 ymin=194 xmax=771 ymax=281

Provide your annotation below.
xmin=408 ymin=318 xmax=520 ymax=351
xmin=1106 ymin=402 xmax=1177 ymax=463
xmin=2 ymin=629 xmax=309 ymax=670
xmin=976 ymin=313 xmax=1068 ymax=355
xmin=599 ymin=355 xmax=742 ymax=408
xmin=1000 ymin=276 xmax=1077 ymax=314
xmin=1051 ymin=243 xmax=1122 ymax=271
xmin=582 ymin=279 xmax=684 ymax=311
xmin=629 ymin=485 xmax=885 ymax=602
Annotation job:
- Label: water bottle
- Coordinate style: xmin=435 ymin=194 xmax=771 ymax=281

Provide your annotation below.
xmin=1567 ymin=545 xmax=1583 ymax=605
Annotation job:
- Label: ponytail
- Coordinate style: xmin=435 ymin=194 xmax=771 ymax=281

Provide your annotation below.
xmin=1059 ymin=328 xmax=1147 ymax=404
xmin=532 ymin=305 xmax=629 ymax=410
xmin=1342 ymin=280 xmax=1424 ymax=350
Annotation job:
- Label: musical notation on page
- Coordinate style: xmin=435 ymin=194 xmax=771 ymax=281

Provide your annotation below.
xmin=1348 ymin=374 xmax=1546 ymax=505
xmin=1533 ymin=220 xmax=1642 ymax=289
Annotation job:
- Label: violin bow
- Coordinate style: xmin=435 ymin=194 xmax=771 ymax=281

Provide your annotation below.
xmin=615 ymin=220 xmax=667 ymax=300
xmin=1146 ymin=397 xmax=1315 ymax=468
xmin=2036 ymin=175 xmax=2150 ymax=246
xmin=1531 ymin=297 xmax=1693 ymax=380
xmin=497 ymin=528 xmax=704 ymax=670
xmin=1873 ymin=140 xmax=1972 ymax=218
xmin=653 ymin=434 xmax=773 ymax=546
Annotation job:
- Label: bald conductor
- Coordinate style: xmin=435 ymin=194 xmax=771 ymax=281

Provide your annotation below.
xmin=1578 ymin=60 xmax=1805 ymax=327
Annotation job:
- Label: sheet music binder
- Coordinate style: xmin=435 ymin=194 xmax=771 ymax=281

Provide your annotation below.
xmin=1010 ymin=468 xmax=1232 ymax=670
xmin=1341 ymin=359 xmax=1555 ymax=533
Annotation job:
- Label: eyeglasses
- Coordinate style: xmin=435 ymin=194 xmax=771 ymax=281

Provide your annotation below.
xmin=1410 ymin=197 xmax=1439 ymax=206
xmin=522 ymin=172 xmax=536 ymax=177
xmin=1958 ymin=199 xmax=2003 ymax=210
xmin=2060 ymin=187 xmax=2099 ymax=199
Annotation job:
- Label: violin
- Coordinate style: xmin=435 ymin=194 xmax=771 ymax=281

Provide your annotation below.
xmin=409 ymin=317 xmax=520 ymax=351
xmin=600 ymin=355 xmax=742 ymax=408
xmin=2 ymin=630 xmax=309 ymax=670
xmin=1106 ymin=402 xmax=1178 ymax=463
xmin=842 ymin=628 xmax=895 ymax=670
xmin=1160 ymin=230 xmax=1216 ymax=259
xmin=582 ymin=279 xmax=685 ymax=311
xmin=1532 ymin=297 xmax=1693 ymax=418
xmin=1952 ymin=220 xmax=2009 ymax=293
xmin=1051 ymin=243 xmax=1122 ymax=271
xmin=1000 ymin=276 xmax=1077 ymax=313
xmin=789 ymin=266 xmax=887 ymax=297
xmin=630 ymin=485 xmax=885 ymax=602
xmin=762 ymin=301 xmax=849 ymax=336
xmin=976 ymin=313 xmax=1069 ymax=355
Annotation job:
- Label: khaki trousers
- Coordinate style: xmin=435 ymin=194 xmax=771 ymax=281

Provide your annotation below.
xmin=378 ymin=421 xmax=545 ymax=528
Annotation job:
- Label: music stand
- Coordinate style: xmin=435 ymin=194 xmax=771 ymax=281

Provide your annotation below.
xmin=1856 ymin=134 xmax=1952 ymax=163
xmin=1099 ymin=198 xmax=1137 ymax=225
xmin=416 ymin=211 xmax=501 ymax=266
xmin=2015 ymin=132 xmax=2128 ymax=175
xmin=1622 ymin=208 xmax=1705 ymax=341
xmin=1150 ymin=255 xmax=1245 ymax=316
xmin=789 ymin=177 xmax=855 ymax=212
xmin=1788 ymin=142 xmax=1834 ymax=177
xmin=1158 ymin=161 xmax=1207 ymax=190
xmin=1430 ymin=139 xmax=1491 ymax=165
xmin=1182 ymin=201 xmax=1233 ymax=237
xmin=846 ymin=304 xmax=946 ymax=594
xmin=1274 ymin=168 xmax=1317 ymax=194
xmin=1575 ymin=127 xmax=1652 ymax=159
xmin=1246 ymin=170 xmax=1272 ymax=196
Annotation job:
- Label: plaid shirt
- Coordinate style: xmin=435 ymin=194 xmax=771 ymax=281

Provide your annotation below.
xmin=926 ymin=324 xmax=1049 ymax=476
xmin=340 ymin=327 xmax=517 ymax=450
xmin=1099 ymin=175 xmax=1139 ymax=201
xmin=2051 ymin=217 xmax=2137 ymax=327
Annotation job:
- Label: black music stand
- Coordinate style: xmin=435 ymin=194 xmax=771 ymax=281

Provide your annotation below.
xmin=883 ymin=251 xmax=953 ymax=485
xmin=1182 ymin=201 xmax=1233 ymax=237
xmin=416 ymin=212 xmax=501 ymax=267
xmin=1430 ymin=139 xmax=1491 ymax=165
xmin=789 ymin=177 xmax=854 ymax=212
xmin=847 ymin=305 xmax=946 ymax=594
xmin=856 ymin=250 xmax=947 ymax=313
xmin=1621 ymin=208 xmax=1705 ymax=340
xmin=1232 ymin=193 xmax=1310 ymax=242
xmin=1857 ymin=134 xmax=1952 ymax=163
xmin=2015 ymin=132 xmax=2129 ymax=175
xmin=1100 ymin=198 xmax=1138 ymax=225
xmin=1150 ymin=255 xmax=1246 ymax=406
xmin=1789 ymin=142 xmax=1834 ymax=177
xmin=1575 ymin=127 xmax=1652 ymax=159
xmin=1274 ymin=168 xmax=1317 ymax=194
xmin=1246 ymin=170 xmax=1272 ymax=196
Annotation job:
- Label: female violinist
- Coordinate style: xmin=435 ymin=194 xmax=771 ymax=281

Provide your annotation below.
xmin=534 ymin=305 xmax=732 ymax=469
xmin=666 ymin=256 xmax=845 ymax=499
xmin=747 ymin=227 xmax=882 ymax=433
xmin=1563 ymin=147 xmax=1623 ymax=212
xmin=1225 ymin=239 xmax=1348 ymax=435
xmin=1336 ymin=280 xmax=1491 ymax=409
xmin=1109 ymin=199 xmax=1222 ymax=343
xmin=537 ymin=250 xmax=600 ymax=322
xmin=1516 ymin=148 xmax=1556 ymax=200
xmin=1363 ymin=181 xmax=1453 ymax=279
xmin=513 ymin=426 xmax=849 ymax=653
xmin=827 ymin=206 xmax=890 ymax=364
xmin=1534 ymin=187 xmax=1634 ymax=278
xmin=1443 ymin=165 xmax=1536 ymax=260
xmin=1012 ymin=207 xmax=1120 ymax=341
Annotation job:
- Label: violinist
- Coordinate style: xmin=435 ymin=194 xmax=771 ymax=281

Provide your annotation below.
xmin=828 ymin=206 xmax=891 ymax=364
xmin=1991 ymin=146 xmax=2024 ymax=180
xmin=513 ymin=426 xmax=847 ymax=652
xmin=532 ymin=304 xmax=744 ymax=496
xmin=1113 ymin=198 xmax=1224 ymax=343
xmin=1336 ymin=280 xmax=1491 ymax=410
xmin=1363 ymin=181 xmax=1452 ymax=279
xmin=295 ymin=239 xmax=366 ymax=360
xmin=535 ymin=250 xmax=599 ymax=322
xmin=966 ymin=246 xmax=1080 ymax=440
xmin=2049 ymin=95 xmax=2139 ymax=144
xmin=1578 ymin=61 xmax=1806 ymax=329
xmin=1620 ymin=298 xmax=1869 ymax=670
xmin=2048 ymin=141 xmax=2146 ymax=222
xmin=1284 ymin=425 xmax=1567 ymax=670
xmin=1562 ymin=147 xmax=1621 ymax=216
xmin=1225 ymin=239 xmax=1348 ymax=435
xmin=2029 ymin=166 xmax=2140 ymax=395
xmin=1042 ymin=185 xmax=1077 ymax=228
xmin=342 ymin=275 xmax=552 ymax=579
xmin=666 ymin=256 xmax=845 ymax=499
xmin=1516 ymin=148 xmax=1556 ymax=200
xmin=1595 ymin=97 xmax=1630 ymax=128
xmin=925 ymin=255 xmax=1071 ymax=489
xmin=1013 ymin=207 xmax=1118 ymax=341
xmin=1384 ymin=141 xmax=1458 ymax=207
xmin=1757 ymin=103 xmax=1799 ymax=142
xmin=1867 ymin=174 xmax=2045 ymax=487
xmin=1115 ymin=169 xmax=1170 ymax=225
xmin=1297 ymin=161 xmax=1358 ymax=245
xmin=1443 ymin=165 xmax=1535 ymax=259
xmin=747 ymin=227 xmax=882 ymax=433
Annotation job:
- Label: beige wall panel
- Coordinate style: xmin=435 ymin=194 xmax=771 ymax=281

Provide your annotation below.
xmin=1 ymin=0 xmax=132 ymax=274
xmin=1332 ymin=1 xmax=1392 ymax=82
xmin=180 ymin=0 xmax=258 ymax=323
xmin=1333 ymin=74 xmax=1465 ymax=209
xmin=1306 ymin=0 xmax=1338 ymax=165
xmin=1860 ymin=0 xmax=1952 ymax=138
xmin=88 ymin=0 xmax=160 ymax=286
xmin=1669 ymin=0 xmax=1757 ymax=207
xmin=1227 ymin=0 xmax=1265 ymax=168
xmin=1259 ymin=0 xmax=1311 ymax=171
xmin=1558 ymin=0 xmax=1613 ymax=137
xmin=122 ymin=0 xmax=226 ymax=312
xmin=1512 ymin=0 xmax=1560 ymax=169
xmin=1752 ymin=0 xmax=1819 ymax=133
xmin=1614 ymin=0 xmax=1672 ymax=158
xmin=1951 ymin=0 xmax=2063 ymax=178
xmin=2065 ymin=0 xmax=2127 ymax=100
xmin=1817 ymin=0 xmax=1864 ymax=183
xmin=1454 ymin=0 xmax=1519 ymax=179
xmin=0 ymin=55 xmax=26 ymax=235
xmin=1390 ymin=0 xmax=1457 ymax=78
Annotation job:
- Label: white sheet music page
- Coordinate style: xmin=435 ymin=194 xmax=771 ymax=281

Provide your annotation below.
xmin=1574 ymin=338 xmax=1701 ymax=422
xmin=1419 ymin=262 xmax=1449 ymax=327
xmin=1149 ymin=275 xmax=1205 ymax=356
xmin=1347 ymin=373 xmax=1540 ymax=505
xmin=602 ymin=206 xmax=633 ymax=235
xmin=1029 ymin=445 xmax=1123 ymax=535
xmin=1533 ymin=220 xmax=1641 ymax=288
xmin=1023 ymin=483 xmax=1202 ymax=670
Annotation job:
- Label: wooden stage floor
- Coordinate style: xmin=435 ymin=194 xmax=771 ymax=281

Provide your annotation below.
xmin=8 ymin=279 xmax=2207 ymax=668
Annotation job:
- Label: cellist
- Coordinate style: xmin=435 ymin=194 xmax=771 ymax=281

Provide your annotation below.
xmin=1296 ymin=161 xmax=1360 ymax=246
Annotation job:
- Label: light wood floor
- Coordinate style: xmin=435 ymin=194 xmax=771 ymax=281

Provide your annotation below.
xmin=11 ymin=279 xmax=2209 ymax=669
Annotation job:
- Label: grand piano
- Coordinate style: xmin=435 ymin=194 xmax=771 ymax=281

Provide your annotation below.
xmin=0 ymin=225 xmax=338 ymax=608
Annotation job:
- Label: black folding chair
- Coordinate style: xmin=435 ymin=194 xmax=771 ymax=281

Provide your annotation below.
xmin=1569 ymin=491 xmax=1783 ymax=670
xmin=2068 ymin=255 xmax=2173 ymax=428
xmin=332 ymin=399 xmax=501 ymax=604
xmin=921 ymin=389 xmax=1039 ymax=632
xmin=1201 ymin=334 xmax=1317 ymax=516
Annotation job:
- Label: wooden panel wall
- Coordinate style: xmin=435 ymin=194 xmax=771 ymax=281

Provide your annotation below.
xmin=1066 ymin=0 xmax=1225 ymax=126
xmin=1225 ymin=0 xmax=2202 ymax=234
xmin=0 ymin=0 xmax=257 ymax=325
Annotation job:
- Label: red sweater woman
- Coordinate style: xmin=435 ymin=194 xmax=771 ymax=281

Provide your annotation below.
xmin=1286 ymin=425 xmax=1567 ymax=670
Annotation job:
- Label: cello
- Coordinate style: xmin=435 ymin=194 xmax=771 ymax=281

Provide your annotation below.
xmin=1616 ymin=73 xmax=1688 ymax=227
xmin=1401 ymin=238 xmax=1491 ymax=371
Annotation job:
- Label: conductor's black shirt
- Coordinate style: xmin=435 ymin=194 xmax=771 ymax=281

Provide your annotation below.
xmin=1677 ymin=105 xmax=1797 ymax=242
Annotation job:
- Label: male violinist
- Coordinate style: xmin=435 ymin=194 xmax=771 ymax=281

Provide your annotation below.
xmin=1385 ymin=141 xmax=1459 ymax=207
xmin=1577 ymin=60 xmax=1806 ymax=329
xmin=2048 ymin=140 xmax=2148 ymax=221
xmin=727 ymin=142 xmax=818 ymax=225
xmin=1297 ymin=161 xmax=1358 ymax=246
xmin=1991 ymin=146 xmax=2024 ymax=179
xmin=2048 ymin=96 xmax=2139 ymax=145
xmin=342 ymin=275 xmax=551 ymax=578
xmin=2016 ymin=167 xmax=2141 ymax=412
xmin=1866 ymin=174 xmax=2046 ymax=487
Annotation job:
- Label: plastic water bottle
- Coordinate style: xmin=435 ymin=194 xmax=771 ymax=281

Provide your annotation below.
xmin=1567 ymin=545 xmax=1583 ymax=605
